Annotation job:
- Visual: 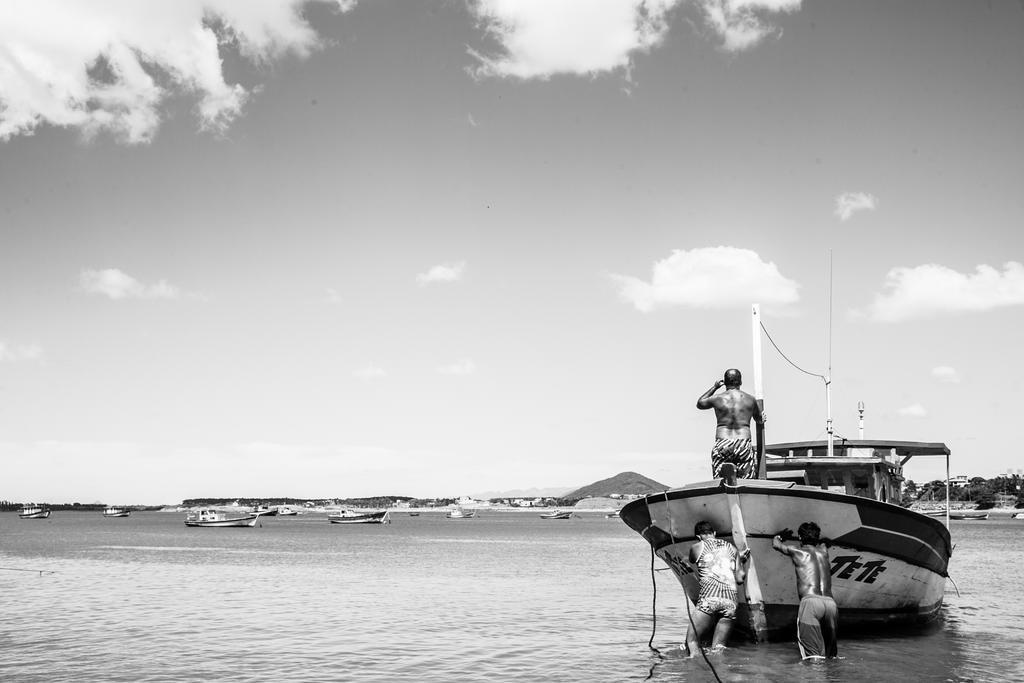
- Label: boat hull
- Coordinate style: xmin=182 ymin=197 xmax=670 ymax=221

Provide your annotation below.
xmin=620 ymin=479 xmax=951 ymax=641
xmin=184 ymin=515 xmax=258 ymax=527
xmin=19 ymin=510 xmax=50 ymax=519
xmin=103 ymin=510 xmax=131 ymax=517
xmin=328 ymin=510 xmax=390 ymax=524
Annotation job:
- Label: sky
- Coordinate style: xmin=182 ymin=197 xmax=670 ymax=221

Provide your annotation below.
xmin=1 ymin=0 xmax=1023 ymax=504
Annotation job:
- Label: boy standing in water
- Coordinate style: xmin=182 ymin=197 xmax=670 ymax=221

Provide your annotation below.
xmin=772 ymin=522 xmax=838 ymax=659
xmin=684 ymin=520 xmax=751 ymax=656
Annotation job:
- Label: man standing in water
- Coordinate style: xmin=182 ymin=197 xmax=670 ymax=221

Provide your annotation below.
xmin=772 ymin=522 xmax=838 ymax=659
xmin=697 ymin=369 xmax=764 ymax=478
xmin=684 ymin=520 xmax=751 ymax=657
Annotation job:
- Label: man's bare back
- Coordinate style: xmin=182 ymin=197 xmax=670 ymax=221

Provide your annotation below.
xmin=773 ymin=537 xmax=833 ymax=598
xmin=696 ymin=370 xmax=763 ymax=440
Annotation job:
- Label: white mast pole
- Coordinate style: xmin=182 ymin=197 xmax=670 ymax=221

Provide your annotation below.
xmin=826 ymin=250 xmax=834 ymax=458
xmin=751 ymin=303 xmax=765 ymax=477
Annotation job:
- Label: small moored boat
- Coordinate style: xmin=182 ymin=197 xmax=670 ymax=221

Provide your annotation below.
xmin=1013 ymin=512 xmax=1024 ymax=520
xmin=950 ymin=512 xmax=989 ymax=520
xmin=539 ymin=509 xmax=574 ymax=519
xmin=184 ymin=509 xmax=259 ymax=527
xmin=923 ymin=510 xmax=990 ymax=520
xmin=19 ymin=504 xmax=51 ymax=519
xmin=102 ymin=506 xmax=131 ymax=518
xmin=446 ymin=508 xmax=476 ymax=519
xmin=327 ymin=509 xmax=391 ymax=524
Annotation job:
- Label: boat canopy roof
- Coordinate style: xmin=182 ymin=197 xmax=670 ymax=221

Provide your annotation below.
xmin=765 ymin=439 xmax=950 ymax=457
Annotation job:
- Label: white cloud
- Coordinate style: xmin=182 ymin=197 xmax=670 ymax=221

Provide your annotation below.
xmin=0 ymin=341 xmax=43 ymax=362
xmin=0 ymin=0 xmax=353 ymax=144
xmin=469 ymin=0 xmax=677 ymax=79
xmin=353 ymin=364 xmax=386 ymax=379
xmin=696 ymin=0 xmax=801 ymax=52
xmin=898 ymin=403 xmax=928 ymax=418
xmin=834 ymin=192 xmax=878 ymax=221
xmin=437 ymin=358 xmax=477 ymax=375
xmin=611 ymin=246 xmax=800 ymax=312
xmin=859 ymin=262 xmax=1024 ymax=322
xmin=80 ymin=268 xmax=181 ymax=300
xmin=417 ymin=261 xmax=466 ymax=286
xmin=468 ymin=0 xmax=800 ymax=79
xmin=931 ymin=366 xmax=960 ymax=384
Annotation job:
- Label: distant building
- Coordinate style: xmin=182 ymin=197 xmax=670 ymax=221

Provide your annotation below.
xmin=948 ymin=475 xmax=969 ymax=487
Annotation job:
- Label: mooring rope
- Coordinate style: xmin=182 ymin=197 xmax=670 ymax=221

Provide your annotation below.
xmin=646 ymin=543 xmax=723 ymax=683
xmin=947 ymin=573 xmax=961 ymax=598
xmin=0 ymin=566 xmax=54 ymax=576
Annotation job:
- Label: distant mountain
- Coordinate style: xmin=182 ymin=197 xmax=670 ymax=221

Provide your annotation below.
xmin=562 ymin=471 xmax=670 ymax=500
xmin=471 ymin=485 xmax=578 ymax=500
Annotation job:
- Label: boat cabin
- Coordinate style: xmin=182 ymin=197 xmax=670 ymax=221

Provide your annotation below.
xmin=763 ymin=439 xmax=950 ymax=504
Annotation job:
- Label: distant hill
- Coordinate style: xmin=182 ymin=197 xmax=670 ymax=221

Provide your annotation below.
xmin=562 ymin=471 xmax=670 ymax=501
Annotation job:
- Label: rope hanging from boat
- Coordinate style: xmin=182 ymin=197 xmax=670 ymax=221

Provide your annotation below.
xmin=646 ymin=544 xmax=723 ymax=683
xmin=947 ymin=573 xmax=961 ymax=598
xmin=647 ymin=544 xmax=661 ymax=655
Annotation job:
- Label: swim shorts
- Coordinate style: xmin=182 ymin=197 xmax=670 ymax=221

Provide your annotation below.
xmin=696 ymin=595 xmax=737 ymax=620
xmin=711 ymin=438 xmax=755 ymax=479
xmin=796 ymin=595 xmax=838 ymax=659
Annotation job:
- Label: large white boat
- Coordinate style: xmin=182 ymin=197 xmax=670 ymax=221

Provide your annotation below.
xmin=621 ymin=303 xmax=954 ymax=641
xmin=102 ymin=506 xmax=131 ymax=518
xmin=184 ymin=509 xmax=259 ymax=527
xmin=446 ymin=508 xmax=477 ymax=519
xmin=621 ymin=439 xmax=952 ymax=641
xmin=327 ymin=509 xmax=391 ymax=524
xmin=19 ymin=504 xmax=51 ymax=519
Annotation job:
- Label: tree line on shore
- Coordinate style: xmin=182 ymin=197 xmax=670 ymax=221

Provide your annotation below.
xmin=7 ymin=474 xmax=1020 ymax=511
xmin=905 ymin=475 xmax=1024 ymax=510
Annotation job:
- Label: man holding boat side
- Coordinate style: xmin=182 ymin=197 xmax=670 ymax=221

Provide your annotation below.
xmin=772 ymin=522 xmax=839 ymax=660
xmin=697 ymin=369 xmax=764 ymax=479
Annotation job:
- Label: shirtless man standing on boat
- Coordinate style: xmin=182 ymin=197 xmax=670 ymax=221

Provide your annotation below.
xmin=697 ymin=369 xmax=764 ymax=478
xmin=772 ymin=522 xmax=838 ymax=660
xmin=684 ymin=520 xmax=750 ymax=657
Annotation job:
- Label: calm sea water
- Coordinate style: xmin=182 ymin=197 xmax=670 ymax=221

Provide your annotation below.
xmin=1 ymin=510 xmax=1021 ymax=682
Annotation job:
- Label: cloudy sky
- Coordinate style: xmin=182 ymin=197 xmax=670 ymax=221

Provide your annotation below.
xmin=2 ymin=0 xmax=1022 ymax=503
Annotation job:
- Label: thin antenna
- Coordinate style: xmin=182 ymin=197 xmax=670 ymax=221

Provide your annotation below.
xmin=858 ymin=401 xmax=865 ymax=439
xmin=826 ymin=250 xmax=834 ymax=458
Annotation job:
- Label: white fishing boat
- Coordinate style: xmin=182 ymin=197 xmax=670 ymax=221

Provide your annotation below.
xmin=539 ymin=509 xmax=574 ymax=519
xmin=19 ymin=504 xmax=51 ymax=519
xmin=251 ymin=505 xmax=277 ymax=517
xmin=102 ymin=506 xmax=131 ymax=518
xmin=275 ymin=505 xmax=299 ymax=516
xmin=327 ymin=509 xmax=391 ymax=524
xmin=1013 ymin=512 xmax=1024 ymax=520
xmin=620 ymin=304 xmax=954 ymax=641
xmin=446 ymin=508 xmax=476 ymax=519
xmin=184 ymin=509 xmax=258 ymax=527
xmin=622 ymin=440 xmax=953 ymax=641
